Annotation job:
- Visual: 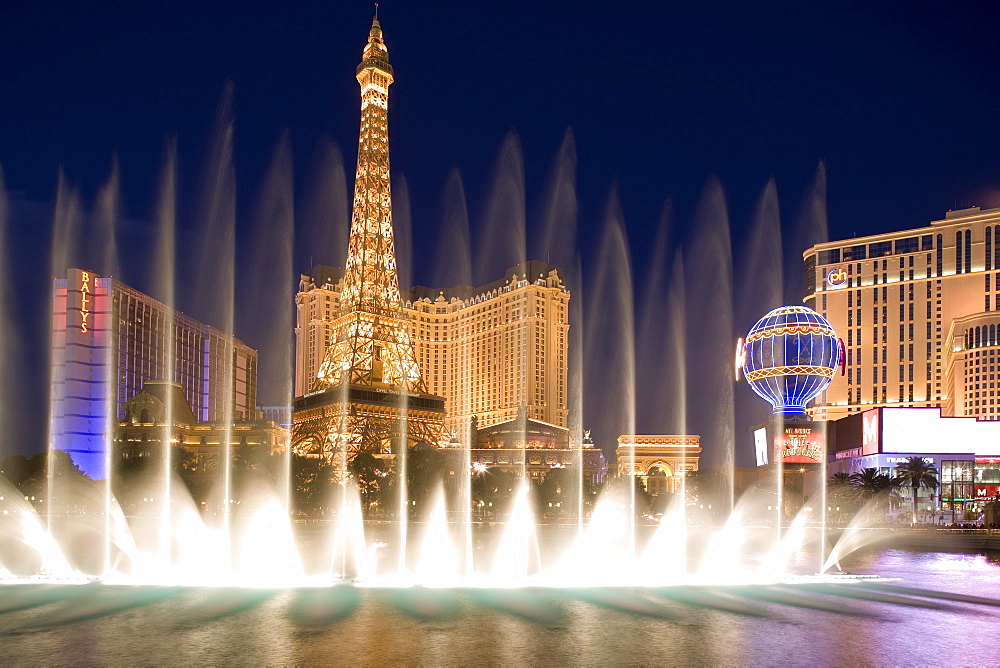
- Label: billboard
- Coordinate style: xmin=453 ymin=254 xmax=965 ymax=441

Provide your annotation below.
xmin=862 ymin=409 xmax=880 ymax=455
xmin=774 ymin=423 xmax=826 ymax=464
xmin=880 ymin=408 xmax=1000 ymax=455
xmin=754 ymin=427 xmax=769 ymax=466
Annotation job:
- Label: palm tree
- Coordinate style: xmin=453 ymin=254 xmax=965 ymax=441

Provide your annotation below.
xmin=830 ymin=472 xmax=851 ymax=486
xmin=893 ymin=457 xmax=939 ymax=524
xmin=827 ymin=472 xmax=855 ymax=517
xmin=848 ymin=467 xmax=898 ymax=516
xmin=849 ymin=467 xmax=894 ymax=499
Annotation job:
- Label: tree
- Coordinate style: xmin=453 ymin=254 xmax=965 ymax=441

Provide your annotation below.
xmin=348 ymin=450 xmax=391 ymax=515
xmin=405 ymin=443 xmax=446 ymax=516
xmin=683 ymin=468 xmax=728 ymax=512
xmin=847 ymin=467 xmax=898 ymax=518
xmin=893 ymin=457 xmax=939 ymax=524
xmin=471 ymin=466 xmax=518 ymax=518
xmin=0 ymin=454 xmax=33 ymax=487
xmin=827 ymin=472 xmax=858 ymax=521
xmin=601 ymin=474 xmax=651 ymax=517
xmin=291 ymin=454 xmax=332 ymax=515
xmin=830 ymin=472 xmax=851 ymax=486
xmin=537 ymin=467 xmax=575 ymax=519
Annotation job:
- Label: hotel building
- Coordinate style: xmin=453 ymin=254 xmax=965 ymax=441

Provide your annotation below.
xmin=295 ymin=260 xmax=569 ymax=437
xmin=804 ymin=206 xmax=1000 ymax=422
xmin=291 ymin=16 xmax=571 ymax=469
xmin=51 ymin=268 xmax=258 ymax=477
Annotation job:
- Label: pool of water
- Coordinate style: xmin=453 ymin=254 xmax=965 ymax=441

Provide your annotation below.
xmin=2 ymin=547 xmax=999 ymax=665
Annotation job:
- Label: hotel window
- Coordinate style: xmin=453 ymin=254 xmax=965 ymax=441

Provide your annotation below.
xmin=988 ymin=227 xmax=993 ymax=271
xmin=957 ymin=231 xmax=963 ymax=274
xmin=937 ymin=235 xmax=943 ymax=276
xmin=966 ymin=230 xmax=972 ymax=274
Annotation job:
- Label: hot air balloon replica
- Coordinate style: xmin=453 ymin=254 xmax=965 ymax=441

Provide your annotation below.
xmin=737 ymin=305 xmax=844 ymax=464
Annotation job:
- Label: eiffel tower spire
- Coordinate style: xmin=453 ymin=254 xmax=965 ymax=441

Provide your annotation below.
xmin=315 ymin=16 xmax=426 ymax=393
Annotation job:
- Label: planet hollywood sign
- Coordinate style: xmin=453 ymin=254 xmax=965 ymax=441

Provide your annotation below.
xmin=826 ymin=267 xmax=848 ymax=288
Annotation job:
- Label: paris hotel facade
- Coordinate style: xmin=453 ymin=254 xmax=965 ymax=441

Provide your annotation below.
xmin=804 ymin=205 xmax=1000 ymax=422
xmin=294 ymin=260 xmax=570 ymax=435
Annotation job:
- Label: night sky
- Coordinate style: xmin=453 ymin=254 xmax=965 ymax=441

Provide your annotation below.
xmin=2 ymin=1 xmax=1000 ymax=463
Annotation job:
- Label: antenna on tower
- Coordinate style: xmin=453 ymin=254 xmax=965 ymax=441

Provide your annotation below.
xmin=374 ymin=2 xmax=379 ymax=19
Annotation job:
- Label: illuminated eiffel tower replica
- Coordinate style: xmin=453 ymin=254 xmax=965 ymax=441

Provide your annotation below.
xmin=292 ymin=15 xmax=445 ymax=464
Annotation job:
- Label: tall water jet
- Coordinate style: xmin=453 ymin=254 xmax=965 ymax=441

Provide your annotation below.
xmin=473 ymin=131 xmax=526 ymax=286
xmin=298 ymin=135 xmax=350 ymax=271
xmin=149 ymin=138 xmax=178 ymax=573
xmin=568 ymin=255 xmax=586 ymax=532
xmin=47 ymin=169 xmax=85 ymax=531
xmin=431 ymin=168 xmax=474 ymax=575
xmin=0 ymin=167 xmax=9 ymax=458
xmin=790 ymin=162 xmax=830 ymax=572
xmin=534 ymin=131 xmax=583 ymax=529
xmin=584 ymin=187 xmax=635 ymax=556
xmin=684 ymin=176 xmax=735 ymax=510
xmin=662 ymin=253 xmax=689 ymax=550
xmin=91 ymin=156 xmax=121 ymax=277
xmin=431 ymin=168 xmax=472 ymax=290
xmin=242 ymin=133 xmax=295 ymax=519
xmin=786 ymin=161 xmax=828 ymax=304
xmin=534 ymin=128 xmax=578 ymax=273
xmin=92 ymin=158 xmax=124 ymax=575
xmin=191 ymin=84 xmax=237 ymax=568
xmin=475 ymin=131 xmax=529 ymax=482
xmin=636 ymin=201 xmax=675 ymax=435
xmin=735 ymin=179 xmax=784 ymax=532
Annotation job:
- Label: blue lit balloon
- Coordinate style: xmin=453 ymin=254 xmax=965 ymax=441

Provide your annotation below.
xmin=738 ymin=305 xmax=843 ymax=417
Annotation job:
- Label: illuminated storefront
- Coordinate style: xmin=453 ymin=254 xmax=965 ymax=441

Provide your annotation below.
xmin=828 ymin=407 xmax=1000 ymax=520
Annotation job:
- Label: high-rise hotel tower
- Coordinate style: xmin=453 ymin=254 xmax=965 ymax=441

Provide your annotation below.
xmin=51 ymin=268 xmax=258 ymax=477
xmin=291 ymin=18 xmax=570 ymax=460
xmin=804 ymin=206 xmax=1000 ymax=422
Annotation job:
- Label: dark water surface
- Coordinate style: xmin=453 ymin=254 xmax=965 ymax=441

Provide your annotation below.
xmin=2 ymin=548 xmax=1000 ymax=666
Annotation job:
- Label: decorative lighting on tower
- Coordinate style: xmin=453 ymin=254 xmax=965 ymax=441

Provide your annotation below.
xmin=314 ymin=14 xmax=426 ymax=393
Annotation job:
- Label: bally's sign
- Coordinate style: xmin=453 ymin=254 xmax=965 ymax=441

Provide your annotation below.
xmin=826 ymin=267 xmax=848 ymax=288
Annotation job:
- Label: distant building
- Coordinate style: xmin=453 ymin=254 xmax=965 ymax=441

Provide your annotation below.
xmin=295 ymin=260 xmax=570 ymax=436
xmin=439 ymin=415 xmax=607 ymax=484
xmin=615 ymin=435 xmax=701 ymax=495
xmin=50 ymin=268 xmax=257 ymax=477
xmin=804 ymin=206 xmax=1000 ymax=422
xmin=115 ymin=380 xmax=286 ymax=475
xmin=944 ymin=312 xmax=1000 ymax=421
